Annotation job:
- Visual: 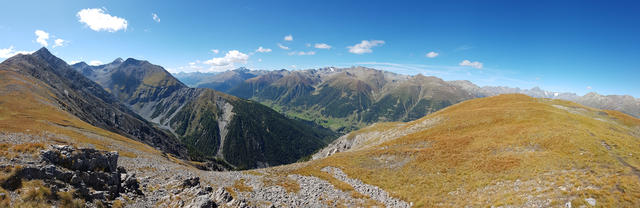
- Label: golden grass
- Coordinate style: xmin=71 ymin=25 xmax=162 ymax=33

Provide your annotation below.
xmin=18 ymin=180 xmax=53 ymax=205
xmin=0 ymin=186 xmax=10 ymax=207
xmin=0 ymin=143 xmax=14 ymax=158
xmin=291 ymin=94 xmax=640 ymax=207
xmin=262 ymin=176 xmax=300 ymax=193
xmin=0 ymin=70 xmax=161 ymax=158
xmin=57 ymin=190 xmax=84 ymax=208
xmin=233 ymin=179 xmax=253 ymax=193
xmin=112 ymin=199 xmax=124 ymax=208
xmin=224 ymin=186 xmax=237 ymax=198
xmin=11 ymin=143 xmax=45 ymax=154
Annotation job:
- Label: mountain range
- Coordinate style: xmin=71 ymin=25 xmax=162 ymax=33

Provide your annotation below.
xmin=1 ymin=48 xmax=639 ymax=207
xmin=71 ymin=53 xmax=335 ymax=169
xmin=187 ymin=67 xmax=475 ymax=133
xmin=449 ymin=80 xmax=640 ymax=118
xmin=1 ymin=47 xmax=334 ymax=170
xmin=177 ymin=67 xmax=640 ymax=134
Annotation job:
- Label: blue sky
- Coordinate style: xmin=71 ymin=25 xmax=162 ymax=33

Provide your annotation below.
xmin=1 ymin=0 xmax=639 ymax=97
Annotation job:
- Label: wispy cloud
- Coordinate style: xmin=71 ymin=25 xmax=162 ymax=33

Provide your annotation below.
xmin=0 ymin=46 xmax=32 ymax=58
xmin=314 ymin=43 xmax=331 ymax=49
xmin=277 ymin=43 xmax=290 ymax=50
xmin=152 ymin=13 xmax=160 ymax=23
xmin=454 ymin=45 xmax=473 ymax=51
xmin=53 ymin=39 xmax=67 ymax=48
xmin=77 ymin=8 xmax=128 ymax=32
xmin=355 ymin=62 xmax=452 ymax=75
xmin=204 ymin=50 xmax=249 ymax=66
xmin=348 ymin=40 xmax=384 ymax=54
xmin=256 ymin=46 xmax=272 ymax=53
xmin=35 ymin=30 xmax=49 ymax=47
xmin=459 ymin=60 xmax=483 ymax=69
xmin=288 ymin=51 xmax=315 ymax=56
xmin=284 ymin=34 xmax=293 ymax=41
xmin=211 ymin=49 xmax=219 ymax=54
xmin=425 ymin=51 xmax=439 ymax=58
xmin=89 ymin=60 xmax=103 ymax=66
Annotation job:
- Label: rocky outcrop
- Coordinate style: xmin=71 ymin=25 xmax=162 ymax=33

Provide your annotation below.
xmin=0 ymin=145 xmax=142 ymax=204
xmin=161 ymin=177 xmax=251 ymax=208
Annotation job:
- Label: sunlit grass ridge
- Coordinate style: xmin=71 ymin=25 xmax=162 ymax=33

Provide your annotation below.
xmin=295 ymin=94 xmax=640 ymax=207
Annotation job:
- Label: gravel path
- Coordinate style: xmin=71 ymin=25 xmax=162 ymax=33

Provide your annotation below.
xmin=321 ymin=166 xmax=411 ymax=208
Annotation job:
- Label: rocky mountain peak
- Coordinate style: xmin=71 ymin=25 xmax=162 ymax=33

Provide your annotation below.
xmin=233 ymin=67 xmax=250 ymax=72
xmin=33 ymin=47 xmax=53 ymax=58
xmin=31 ymin=47 xmax=66 ymax=67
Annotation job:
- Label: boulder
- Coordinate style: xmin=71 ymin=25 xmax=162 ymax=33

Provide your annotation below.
xmin=182 ymin=177 xmax=201 ymax=188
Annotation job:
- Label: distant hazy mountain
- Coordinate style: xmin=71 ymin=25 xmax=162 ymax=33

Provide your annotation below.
xmin=0 ymin=48 xmax=188 ymax=157
xmin=189 ymin=66 xmax=474 ymax=133
xmin=171 ymin=71 xmax=220 ymax=87
xmin=448 ymin=80 xmax=640 ymax=118
xmin=171 ymin=67 xmax=269 ymax=90
xmin=182 ymin=67 xmax=639 ymax=131
xmin=73 ymin=58 xmax=335 ymax=169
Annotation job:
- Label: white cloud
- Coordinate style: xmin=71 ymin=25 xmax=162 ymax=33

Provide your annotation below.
xmin=258 ymin=58 xmax=262 ymax=62
xmin=256 ymin=46 xmax=272 ymax=53
xmin=53 ymin=39 xmax=67 ymax=48
xmin=77 ymin=8 xmax=128 ymax=32
xmin=288 ymin=51 xmax=316 ymax=56
xmin=291 ymin=65 xmax=297 ymax=69
xmin=0 ymin=46 xmax=32 ymax=58
xmin=204 ymin=50 xmax=249 ymax=66
xmin=425 ymin=51 xmax=439 ymax=58
xmin=284 ymin=34 xmax=293 ymax=41
xmin=314 ymin=43 xmax=331 ymax=49
xmin=152 ymin=13 xmax=160 ymax=23
xmin=586 ymin=86 xmax=592 ymax=90
xmin=35 ymin=30 xmax=49 ymax=47
xmin=459 ymin=60 xmax=483 ymax=69
xmin=277 ymin=43 xmax=290 ymax=50
xmin=347 ymin=40 xmax=384 ymax=54
xmin=211 ymin=49 xmax=219 ymax=54
xmin=68 ymin=60 xmax=81 ymax=65
xmin=89 ymin=60 xmax=103 ymax=66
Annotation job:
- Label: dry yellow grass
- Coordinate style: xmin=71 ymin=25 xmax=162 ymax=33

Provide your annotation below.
xmin=0 ymin=186 xmax=10 ymax=207
xmin=11 ymin=143 xmax=45 ymax=154
xmin=18 ymin=180 xmax=53 ymax=206
xmin=262 ymin=176 xmax=301 ymax=193
xmin=233 ymin=179 xmax=253 ymax=193
xmin=0 ymin=70 xmax=161 ymax=158
xmin=57 ymin=190 xmax=84 ymax=208
xmin=292 ymin=94 xmax=640 ymax=207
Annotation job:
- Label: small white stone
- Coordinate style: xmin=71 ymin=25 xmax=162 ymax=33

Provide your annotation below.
xmin=565 ymin=201 xmax=572 ymax=208
xmin=585 ymin=198 xmax=596 ymax=206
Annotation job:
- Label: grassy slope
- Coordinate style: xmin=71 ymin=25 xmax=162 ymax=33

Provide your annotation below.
xmin=0 ymin=70 xmax=161 ymax=157
xmin=291 ymin=94 xmax=640 ymax=207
